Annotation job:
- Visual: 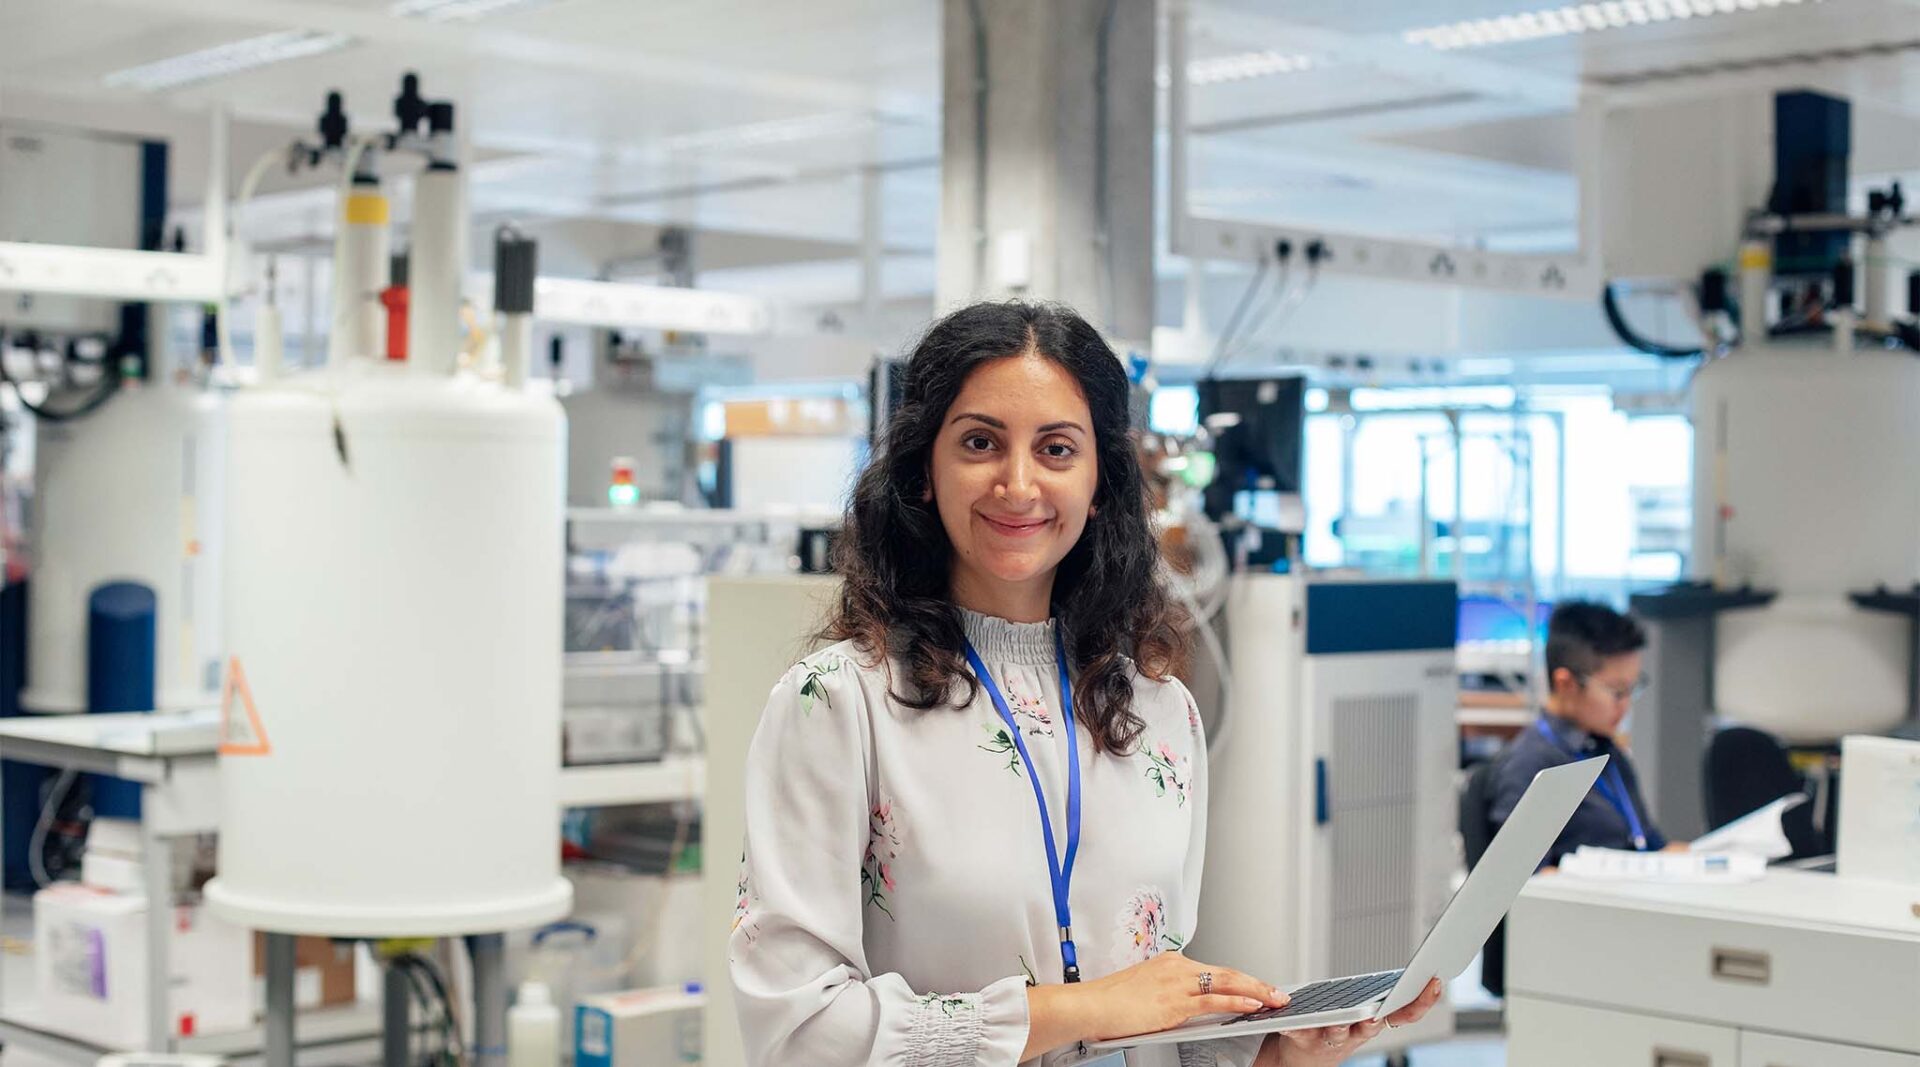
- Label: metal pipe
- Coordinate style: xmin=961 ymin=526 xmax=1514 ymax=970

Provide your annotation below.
xmin=964 ymin=0 xmax=990 ymax=293
xmin=1744 ymin=211 xmax=1919 ymax=237
xmin=468 ymin=933 xmax=508 ymax=1067
xmin=264 ymin=933 xmax=297 ymax=1067
xmin=1093 ymin=0 xmax=1119 ymax=334
xmin=1865 ymin=233 xmax=1892 ymax=330
xmin=1450 ymin=410 xmax=1465 ymax=580
xmin=1167 ymin=0 xmax=1191 ymax=256
xmin=1738 ymin=239 xmax=1770 ymax=344
xmin=384 ymin=963 xmax=411 ymax=1067
xmin=859 ymin=164 xmax=884 ymax=324
xmin=408 ymin=166 xmax=465 ymax=377
xmin=142 ymin=810 xmax=174 ymax=1053
xmin=500 ymin=312 xmax=531 ymax=388
xmin=204 ymin=107 xmax=229 ymax=279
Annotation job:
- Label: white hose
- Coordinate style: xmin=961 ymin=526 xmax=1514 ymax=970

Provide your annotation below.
xmin=216 ymin=144 xmax=298 ymax=371
xmin=1170 ymin=571 xmax=1236 ymax=755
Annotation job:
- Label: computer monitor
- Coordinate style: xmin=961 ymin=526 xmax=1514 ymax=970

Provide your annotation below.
xmin=1197 ymin=376 xmax=1304 ymax=524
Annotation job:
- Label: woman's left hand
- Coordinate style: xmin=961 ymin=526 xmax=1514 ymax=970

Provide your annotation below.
xmin=1251 ymin=978 xmax=1443 ymax=1066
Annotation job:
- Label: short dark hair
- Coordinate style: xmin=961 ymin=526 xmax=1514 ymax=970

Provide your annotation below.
xmin=1545 ymin=601 xmax=1646 ymax=681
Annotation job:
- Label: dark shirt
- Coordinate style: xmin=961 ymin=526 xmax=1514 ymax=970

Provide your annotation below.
xmin=1489 ymin=712 xmax=1669 ymax=868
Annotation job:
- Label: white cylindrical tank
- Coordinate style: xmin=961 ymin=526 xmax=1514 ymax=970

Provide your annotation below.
xmin=204 ymin=365 xmax=570 ymax=936
xmin=22 ymin=381 xmax=225 ymax=713
xmin=1690 ymin=346 xmax=1920 ymax=740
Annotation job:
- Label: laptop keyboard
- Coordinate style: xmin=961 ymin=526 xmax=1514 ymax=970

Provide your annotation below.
xmin=1225 ymin=969 xmax=1404 ymax=1025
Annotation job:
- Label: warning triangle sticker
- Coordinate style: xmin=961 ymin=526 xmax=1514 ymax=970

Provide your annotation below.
xmin=219 ymin=657 xmax=272 ymax=756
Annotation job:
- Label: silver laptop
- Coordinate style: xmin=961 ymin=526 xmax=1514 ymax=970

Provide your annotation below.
xmin=1088 ymin=757 xmax=1606 ymax=1053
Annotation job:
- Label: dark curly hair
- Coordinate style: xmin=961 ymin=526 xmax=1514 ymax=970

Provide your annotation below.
xmin=824 ymin=300 xmax=1187 ymax=754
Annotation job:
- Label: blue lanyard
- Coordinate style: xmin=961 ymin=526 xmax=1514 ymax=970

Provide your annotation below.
xmin=1536 ymin=717 xmax=1649 ymax=851
xmin=964 ymin=629 xmax=1082 ymax=983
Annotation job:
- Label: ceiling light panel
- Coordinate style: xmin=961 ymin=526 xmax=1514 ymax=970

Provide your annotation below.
xmin=390 ymin=0 xmax=553 ymax=22
xmin=1155 ymin=50 xmax=1319 ymax=88
xmin=1404 ymin=0 xmax=1819 ymax=51
xmin=101 ymin=30 xmax=354 ymax=92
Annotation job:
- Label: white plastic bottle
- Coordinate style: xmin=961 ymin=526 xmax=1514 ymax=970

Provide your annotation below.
xmin=508 ymin=981 xmax=560 ymax=1067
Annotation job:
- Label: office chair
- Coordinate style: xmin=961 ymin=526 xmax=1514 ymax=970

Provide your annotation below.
xmin=1459 ymin=755 xmax=1506 ymax=998
xmin=1702 ymin=725 xmax=1831 ymax=858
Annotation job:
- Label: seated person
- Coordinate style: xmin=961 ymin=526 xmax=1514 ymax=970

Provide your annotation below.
xmin=1490 ymin=601 xmax=1677 ymax=868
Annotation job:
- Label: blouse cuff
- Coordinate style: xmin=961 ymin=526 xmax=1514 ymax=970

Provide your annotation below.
xmin=899 ymin=974 xmax=1031 ymax=1067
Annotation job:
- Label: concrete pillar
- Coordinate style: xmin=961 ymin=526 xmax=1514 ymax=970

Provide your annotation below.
xmin=937 ymin=0 xmax=1156 ymax=346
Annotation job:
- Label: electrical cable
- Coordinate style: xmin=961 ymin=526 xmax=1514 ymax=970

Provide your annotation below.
xmin=397 ymin=953 xmax=463 ymax=1066
xmin=28 ymin=769 xmax=78 ymax=888
xmin=1602 ymin=281 xmax=1704 ymax=360
xmin=0 ymin=333 xmax=122 ymax=423
xmin=1223 ymin=266 xmax=1319 ymax=366
xmin=1206 ymin=255 xmax=1271 ymax=375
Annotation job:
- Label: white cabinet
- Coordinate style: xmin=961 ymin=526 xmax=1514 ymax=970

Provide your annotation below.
xmin=1740 ymin=1032 xmax=1920 ymax=1067
xmin=1507 ymin=996 xmax=1739 ymax=1067
xmin=1505 ymin=871 xmax=1920 ymax=1067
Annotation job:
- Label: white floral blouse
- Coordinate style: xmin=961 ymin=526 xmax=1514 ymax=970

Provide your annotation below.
xmin=729 ymin=609 xmax=1262 ymax=1067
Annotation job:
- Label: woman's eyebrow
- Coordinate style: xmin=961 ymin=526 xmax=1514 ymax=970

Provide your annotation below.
xmin=949 ymin=412 xmax=1005 ymax=428
xmin=1037 ymin=421 xmax=1086 ymax=435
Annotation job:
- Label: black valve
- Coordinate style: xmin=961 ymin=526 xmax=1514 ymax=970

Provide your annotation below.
xmin=394 ymin=72 xmax=428 ymax=135
xmin=318 ymin=91 xmax=349 ymax=150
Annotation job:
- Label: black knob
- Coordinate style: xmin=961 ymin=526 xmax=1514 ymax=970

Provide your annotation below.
xmin=319 ymin=90 xmax=349 ymax=149
xmin=394 ymin=72 xmax=427 ymax=133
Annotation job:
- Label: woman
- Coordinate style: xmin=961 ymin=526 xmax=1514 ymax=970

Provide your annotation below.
xmin=729 ymin=301 xmax=1440 ymax=1066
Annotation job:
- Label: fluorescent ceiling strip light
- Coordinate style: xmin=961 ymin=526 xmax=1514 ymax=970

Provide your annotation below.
xmin=390 ymin=0 xmax=554 ymax=21
xmin=103 ymin=30 xmax=353 ymax=91
xmin=1404 ymin=0 xmax=1817 ymax=51
xmin=1155 ymin=50 xmax=1318 ymax=88
xmin=655 ymin=112 xmax=878 ymax=154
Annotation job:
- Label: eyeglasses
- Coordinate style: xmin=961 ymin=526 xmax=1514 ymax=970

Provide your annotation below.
xmin=1581 ymin=674 xmax=1649 ymax=703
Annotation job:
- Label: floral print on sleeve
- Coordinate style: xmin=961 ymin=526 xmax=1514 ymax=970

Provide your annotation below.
xmin=862 ymin=799 xmax=902 ymax=919
xmin=915 ymin=992 xmax=975 ymax=1017
xmin=731 ymin=852 xmax=759 ymax=949
xmin=797 ymin=659 xmax=841 ymax=715
xmin=1114 ymin=887 xmax=1186 ymax=965
xmin=1145 ymin=739 xmax=1192 ymax=805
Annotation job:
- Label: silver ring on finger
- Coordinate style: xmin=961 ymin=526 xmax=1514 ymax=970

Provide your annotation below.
xmin=1197 ymin=971 xmax=1213 ymax=995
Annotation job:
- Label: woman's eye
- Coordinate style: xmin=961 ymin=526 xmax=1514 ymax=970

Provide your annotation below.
xmin=963 ymin=433 xmax=994 ymax=452
xmin=1042 ymin=441 xmax=1077 ymax=460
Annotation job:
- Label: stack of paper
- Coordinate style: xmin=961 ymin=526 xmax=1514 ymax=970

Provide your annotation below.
xmin=1690 ymin=794 xmax=1806 ymax=861
xmin=1560 ymin=847 xmax=1767 ymax=883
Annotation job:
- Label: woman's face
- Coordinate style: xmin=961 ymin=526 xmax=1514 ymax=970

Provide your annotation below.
xmin=929 ymin=351 xmax=1099 ymax=617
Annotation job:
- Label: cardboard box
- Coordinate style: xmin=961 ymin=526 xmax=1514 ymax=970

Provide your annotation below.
xmin=251 ymin=933 xmax=356 ymax=1010
xmin=576 ymin=985 xmax=705 ymax=1067
xmin=33 ymin=885 xmax=251 ymax=1046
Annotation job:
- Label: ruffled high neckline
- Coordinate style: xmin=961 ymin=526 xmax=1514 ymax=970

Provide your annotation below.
xmin=960 ymin=608 xmax=1059 ymax=666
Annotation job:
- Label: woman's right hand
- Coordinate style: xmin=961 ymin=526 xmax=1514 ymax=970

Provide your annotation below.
xmin=1080 ymin=952 xmax=1289 ymax=1042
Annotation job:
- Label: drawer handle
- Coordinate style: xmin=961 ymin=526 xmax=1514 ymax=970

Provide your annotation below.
xmin=1652 ymin=1049 xmax=1711 ymax=1067
xmin=1710 ymin=946 xmax=1771 ymax=985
